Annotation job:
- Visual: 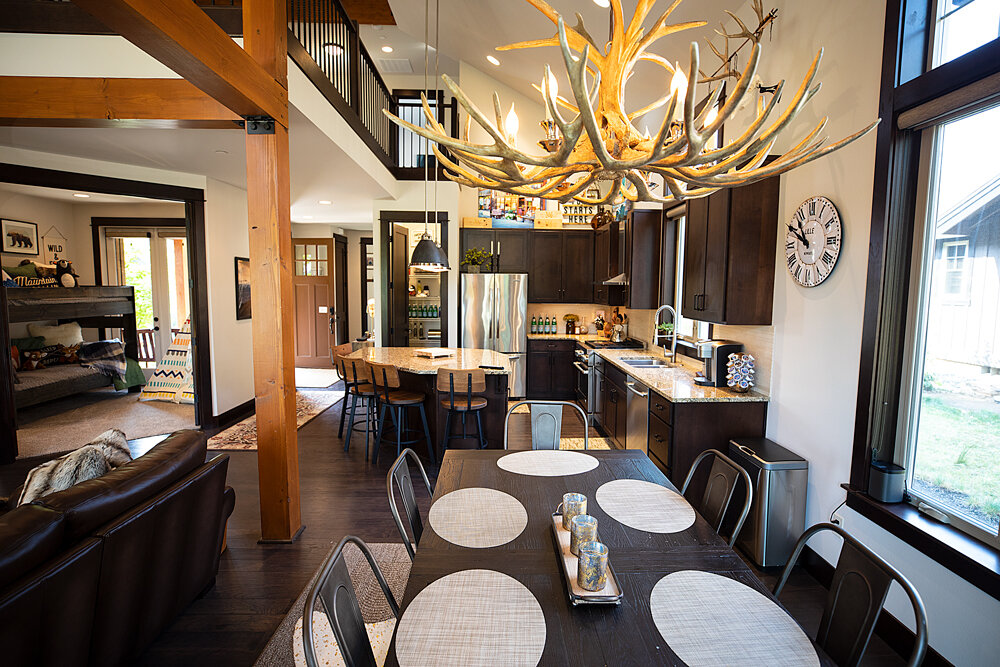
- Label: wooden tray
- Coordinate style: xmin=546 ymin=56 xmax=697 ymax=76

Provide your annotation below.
xmin=550 ymin=511 xmax=623 ymax=606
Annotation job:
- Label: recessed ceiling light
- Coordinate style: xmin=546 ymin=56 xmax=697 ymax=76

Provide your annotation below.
xmin=593 ymin=0 xmax=611 ymax=7
xmin=323 ymin=42 xmax=345 ymax=57
xmin=73 ymin=193 xmax=91 ymax=198
xmin=319 ymin=200 xmax=332 ymax=205
xmin=486 ymin=55 xmax=500 ymax=66
xmin=381 ymin=45 xmax=394 ymax=53
xmin=301 ymin=215 xmax=313 ymax=220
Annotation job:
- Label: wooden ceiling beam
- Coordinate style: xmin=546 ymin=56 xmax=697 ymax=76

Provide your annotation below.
xmin=340 ymin=0 xmax=396 ymax=25
xmin=0 ymin=77 xmax=242 ymax=124
xmin=71 ymin=0 xmax=288 ymax=126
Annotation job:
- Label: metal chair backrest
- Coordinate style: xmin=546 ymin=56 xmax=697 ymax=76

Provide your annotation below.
xmin=436 ymin=368 xmax=486 ymax=410
xmin=387 ymin=449 xmax=434 ymax=560
xmin=773 ymin=522 xmax=928 ymax=667
xmin=503 ymin=400 xmax=589 ymax=450
xmin=303 ymin=535 xmax=399 ymax=667
xmin=681 ymin=448 xmax=753 ymax=547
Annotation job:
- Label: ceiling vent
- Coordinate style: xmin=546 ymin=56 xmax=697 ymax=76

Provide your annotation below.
xmin=377 ymin=58 xmax=412 ymax=74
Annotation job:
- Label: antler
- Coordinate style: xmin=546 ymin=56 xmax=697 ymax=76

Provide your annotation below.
xmin=383 ymin=0 xmax=879 ymax=205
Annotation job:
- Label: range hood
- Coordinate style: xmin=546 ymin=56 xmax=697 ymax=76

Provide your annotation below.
xmin=603 ymin=273 xmax=629 ymax=285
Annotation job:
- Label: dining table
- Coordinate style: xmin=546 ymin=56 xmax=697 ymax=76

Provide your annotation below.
xmin=384 ymin=449 xmax=832 ymax=666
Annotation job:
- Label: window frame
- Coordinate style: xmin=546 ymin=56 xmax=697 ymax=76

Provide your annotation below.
xmin=850 ymin=0 xmax=1000 ymax=597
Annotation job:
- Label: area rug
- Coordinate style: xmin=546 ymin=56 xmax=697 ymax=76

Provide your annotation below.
xmin=254 ymin=542 xmax=411 ymax=667
xmin=208 ymin=390 xmax=344 ymax=451
xmin=16 ymin=388 xmax=195 ymax=459
xmin=294 ymin=367 xmax=342 ymax=389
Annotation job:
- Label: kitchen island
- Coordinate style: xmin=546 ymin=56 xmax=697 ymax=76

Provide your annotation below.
xmin=346 ymin=347 xmax=511 ymax=461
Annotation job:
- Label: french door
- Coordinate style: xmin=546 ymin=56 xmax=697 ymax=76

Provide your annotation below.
xmin=103 ymin=226 xmax=190 ymax=369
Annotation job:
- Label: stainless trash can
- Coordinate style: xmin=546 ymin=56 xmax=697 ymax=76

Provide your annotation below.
xmin=728 ymin=437 xmax=808 ymax=568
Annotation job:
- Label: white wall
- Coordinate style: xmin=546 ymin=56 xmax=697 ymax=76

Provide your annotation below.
xmin=725 ymin=1 xmax=1000 ymax=663
xmin=341 ymin=229 xmax=368 ymax=341
xmin=204 ymin=178 xmax=253 ymax=415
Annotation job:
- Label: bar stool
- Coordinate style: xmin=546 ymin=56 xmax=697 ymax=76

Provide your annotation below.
xmin=369 ymin=361 xmax=436 ymax=465
xmin=332 ymin=342 xmax=355 ymax=438
xmin=437 ymin=367 xmax=488 ymax=451
xmin=333 ymin=351 xmax=378 ymax=461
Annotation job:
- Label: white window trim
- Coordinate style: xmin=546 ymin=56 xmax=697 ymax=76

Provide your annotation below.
xmin=940 ymin=238 xmax=971 ymax=300
xmin=896 ymin=123 xmax=1000 ymax=549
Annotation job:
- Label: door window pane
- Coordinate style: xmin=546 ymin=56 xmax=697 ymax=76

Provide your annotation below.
xmin=908 ymin=104 xmax=1000 ymax=536
xmin=295 ymin=244 xmax=305 ymax=260
xmin=933 ymin=0 xmax=1000 ymax=68
xmin=295 ymin=260 xmax=306 ymax=276
xmin=119 ymin=237 xmax=154 ymax=330
xmin=318 ymin=244 xmax=328 ymax=260
xmin=164 ymin=236 xmax=189 ymax=331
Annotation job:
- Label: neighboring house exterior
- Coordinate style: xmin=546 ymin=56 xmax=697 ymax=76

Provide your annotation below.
xmin=928 ymin=175 xmax=1000 ymax=373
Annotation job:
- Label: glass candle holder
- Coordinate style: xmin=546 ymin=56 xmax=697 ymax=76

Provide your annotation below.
xmin=577 ymin=541 xmax=609 ymax=592
xmin=559 ymin=492 xmax=587 ymax=531
xmin=570 ymin=514 xmax=598 ymax=556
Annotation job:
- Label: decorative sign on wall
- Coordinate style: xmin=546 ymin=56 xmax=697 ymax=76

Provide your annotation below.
xmin=41 ymin=226 xmax=68 ymax=264
xmin=2 ymin=218 xmax=39 ymax=256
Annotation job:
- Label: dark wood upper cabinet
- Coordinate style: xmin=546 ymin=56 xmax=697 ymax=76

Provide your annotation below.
xmin=683 ymin=177 xmax=779 ymax=324
xmin=593 ymin=221 xmax=622 ymax=305
xmin=623 ymin=209 xmax=663 ymax=309
xmin=527 ymin=230 xmax=593 ymax=303
xmin=561 ymin=230 xmax=594 ymax=303
xmin=460 ymin=228 xmax=530 ymax=273
xmin=495 ymin=229 xmax=530 ymax=273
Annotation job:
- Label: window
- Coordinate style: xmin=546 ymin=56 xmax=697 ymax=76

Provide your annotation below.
xmin=668 ymin=216 xmax=710 ymax=343
xmin=294 ymin=242 xmax=328 ymax=277
xmin=931 ymin=0 xmax=1000 ymax=68
xmin=900 ymin=104 xmax=1000 ymax=546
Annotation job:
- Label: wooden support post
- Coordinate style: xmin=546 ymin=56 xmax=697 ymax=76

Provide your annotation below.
xmin=243 ymin=0 xmax=302 ymax=542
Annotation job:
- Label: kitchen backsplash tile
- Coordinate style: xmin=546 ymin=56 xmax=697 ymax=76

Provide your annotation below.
xmin=527 ymin=303 xmax=610 ymax=335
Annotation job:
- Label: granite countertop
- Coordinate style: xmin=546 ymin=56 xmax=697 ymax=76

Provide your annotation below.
xmin=346 ymin=347 xmax=511 ymax=375
xmin=594 ymin=348 xmax=769 ymax=403
xmin=527 ymin=333 xmax=606 ymax=342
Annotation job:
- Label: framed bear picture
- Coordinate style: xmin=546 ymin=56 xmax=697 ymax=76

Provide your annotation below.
xmin=2 ymin=219 xmax=39 ymax=256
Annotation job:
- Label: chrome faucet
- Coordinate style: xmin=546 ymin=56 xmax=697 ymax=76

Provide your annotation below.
xmin=653 ymin=304 xmax=678 ymax=364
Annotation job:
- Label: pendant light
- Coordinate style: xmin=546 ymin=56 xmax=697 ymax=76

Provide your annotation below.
xmin=410 ymin=0 xmax=450 ymax=273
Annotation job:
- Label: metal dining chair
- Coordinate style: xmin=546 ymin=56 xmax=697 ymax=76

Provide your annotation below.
xmin=302 ymin=535 xmax=400 ymax=667
xmin=503 ymin=400 xmax=589 ymax=450
xmin=387 ymin=448 xmax=434 ymax=561
xmin=680 ymin=448 xmax=753 ymax=547
xmin=774 ymin=522 xmax=928 ymax=667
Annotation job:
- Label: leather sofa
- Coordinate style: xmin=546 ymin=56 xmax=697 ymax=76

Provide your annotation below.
xmin=0 ymin=430 xmax=235 ymax=666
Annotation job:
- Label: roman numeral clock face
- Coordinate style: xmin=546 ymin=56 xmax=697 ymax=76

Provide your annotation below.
xmin=785 ymin=196 xmax=842 ymax=287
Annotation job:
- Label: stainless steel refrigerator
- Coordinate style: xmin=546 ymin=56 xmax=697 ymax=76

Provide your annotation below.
xmin=461 ymin=273 xmax=528 ymax=397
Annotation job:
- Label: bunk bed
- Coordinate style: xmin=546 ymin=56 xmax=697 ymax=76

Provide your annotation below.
xmin=0 ymin=285 xmax=139 ymax=463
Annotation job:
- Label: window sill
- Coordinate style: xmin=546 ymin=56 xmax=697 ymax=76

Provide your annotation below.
xmin=843 ymin=486 xmax=1000 ymax=601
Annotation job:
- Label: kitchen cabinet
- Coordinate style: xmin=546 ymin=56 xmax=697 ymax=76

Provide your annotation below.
xmin=622 ymin=209 xmax=664 ymax=309
xmin=527 ymin=231 xmax=594 ymax=303
xmin=459 ymin=228 xmax=529 ymax=273
xmin=594 ymin=357 xmax=627 ymax=448
xmin=683 ymin=176 xmax=779 ymax=324
xmin=646 ymin=390 xmax=767 ymax=486
xmin=593 ymin=221 xmax=625 ymax=306
xmin=526 ymin=339 xmax=575 ymax=399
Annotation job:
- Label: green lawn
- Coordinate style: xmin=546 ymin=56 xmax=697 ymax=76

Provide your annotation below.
xmin=914 ymin=394 xmax=1000 ymax=527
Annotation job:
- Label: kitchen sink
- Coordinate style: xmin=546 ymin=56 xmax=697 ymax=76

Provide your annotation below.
xmin=621 ymin=357 xmax=673 ymax=368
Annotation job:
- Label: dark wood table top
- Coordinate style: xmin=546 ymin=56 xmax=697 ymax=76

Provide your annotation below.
xmin=385 ymin=449 xmax=831 ymax=666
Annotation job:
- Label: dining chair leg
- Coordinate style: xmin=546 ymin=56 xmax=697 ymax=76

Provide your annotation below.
xmin=441 ymin=410 xmax=453 ymax=453
xmin=373 ymin=403 xmax=388 ymax=463
xmin=344 ymin=392 xmax=358 ymax=452
xmin=418 ymin=403 xmax=436 ymax=464
xmin=475 ymin=410 xmax=487 ymax=449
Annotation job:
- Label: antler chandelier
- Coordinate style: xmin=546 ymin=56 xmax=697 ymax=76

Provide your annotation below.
xmin=385 ymin=0 xmax=879 ymax=205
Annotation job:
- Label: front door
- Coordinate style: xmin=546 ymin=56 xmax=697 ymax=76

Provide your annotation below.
xmin=293 ymin=238 xmax=335 ymax=368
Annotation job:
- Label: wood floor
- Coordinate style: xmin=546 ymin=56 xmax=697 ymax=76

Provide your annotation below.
xmin=1 ymin=392 xmax=905 ymax=666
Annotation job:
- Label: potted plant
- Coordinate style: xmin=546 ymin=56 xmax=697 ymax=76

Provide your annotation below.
xmin=461 ymin=247 xmax=492 ymax=273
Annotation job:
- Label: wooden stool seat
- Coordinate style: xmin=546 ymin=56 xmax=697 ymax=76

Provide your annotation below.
xmin=439 ymin=396 xmax=487 ymax=411
xmin=385 ymin=390 xmax=426 ymax=405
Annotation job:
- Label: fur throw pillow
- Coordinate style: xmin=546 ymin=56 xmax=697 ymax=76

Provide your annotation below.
xmin=17 ymin=429 xmax=132 ymax=506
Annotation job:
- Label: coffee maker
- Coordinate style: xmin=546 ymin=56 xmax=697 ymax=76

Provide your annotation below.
xmin=694 ymin=340 xmax=743 ymax=387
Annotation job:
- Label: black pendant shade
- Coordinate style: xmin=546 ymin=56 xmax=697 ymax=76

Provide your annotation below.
xmin=410 ymin=232 xmax=450 ymax=272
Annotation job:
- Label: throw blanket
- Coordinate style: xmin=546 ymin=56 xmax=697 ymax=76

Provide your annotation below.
xmin=17 ymin=429 xmax=132 ymax=506
xmin=79 ymin=340 xmax=127 ymax=380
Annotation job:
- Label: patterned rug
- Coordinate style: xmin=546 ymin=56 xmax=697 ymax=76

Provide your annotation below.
xmin=254 ymin=542 xmax=411 ymax=667
xmin=208 ymin=390 xmax=344 ymax=450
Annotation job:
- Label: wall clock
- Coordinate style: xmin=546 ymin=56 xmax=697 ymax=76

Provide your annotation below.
xmin=785 ymin=196 xmax=842 ymax=287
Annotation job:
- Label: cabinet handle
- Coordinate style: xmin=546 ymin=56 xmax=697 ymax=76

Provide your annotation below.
xmin=653 ymin=434 xmax=664 ymax=442
xmin=655 ymin=403 xmax=664 ymax=411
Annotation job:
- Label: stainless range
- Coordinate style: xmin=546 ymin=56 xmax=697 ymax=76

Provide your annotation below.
xmin=574 ymin=339 xmax=644 ymax=422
